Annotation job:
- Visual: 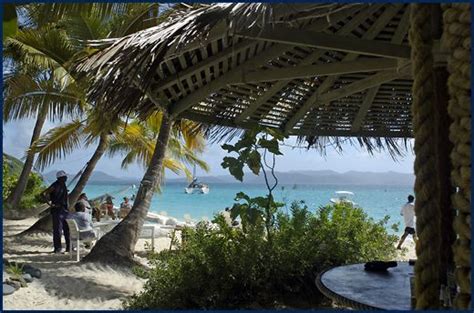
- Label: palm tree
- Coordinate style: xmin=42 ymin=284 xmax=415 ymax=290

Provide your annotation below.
xmin=83 ymin=113 xmax=175 ymax=265
xmin=3 ymin=2 xmax=169 ymax=214
xmin=32 ymin=109 xmax=208 ymax=207
xmin=3 ymin=26 xmax=85 ymax=212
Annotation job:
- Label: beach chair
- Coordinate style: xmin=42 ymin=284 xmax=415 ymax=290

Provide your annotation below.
xmin=65 ymin=219 xmax=95 ymax=262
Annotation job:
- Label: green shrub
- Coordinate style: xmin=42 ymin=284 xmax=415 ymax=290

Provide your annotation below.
xmin=125 ymin=201 xmax=398 ymax=309
xmin=3 ymin=157 xmax=45 ymax=210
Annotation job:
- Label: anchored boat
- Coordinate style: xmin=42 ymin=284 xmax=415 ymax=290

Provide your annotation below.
xmin=184 ymin=165 xmax=209 ymax=194
xmin=330 ymin=191 xmax=357 ymax=207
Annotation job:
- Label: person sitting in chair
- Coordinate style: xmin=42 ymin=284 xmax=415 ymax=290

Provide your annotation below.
xmin=119 ymin=197 xmax=132 ymax=218
xmin=68 ymin=202 xmax=97 ymax=249
xmin=100 ymin=196 xmax=116 ymax=219
xmin=77 ymin=193 xmax=92 ymax=218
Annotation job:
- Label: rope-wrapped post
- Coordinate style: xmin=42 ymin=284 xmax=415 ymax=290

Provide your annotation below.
xmin=430 ymin=4 xmax=455 ymax=293
xmin=442 ymin=3 xmax=471 ymax=309
xmin=409 ymin=3 xmax=442 ymax=309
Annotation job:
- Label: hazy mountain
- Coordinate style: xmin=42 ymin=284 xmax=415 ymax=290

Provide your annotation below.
xmin=43 ymin=170 xmax=139 ymax=184
xmin=166 ymin=170 xmax=415 ymax=186
xmin=42 ymin=169 xmax=414 ymax=186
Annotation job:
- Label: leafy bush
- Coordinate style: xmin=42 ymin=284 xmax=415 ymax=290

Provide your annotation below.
xmin=125 ymin=201 xmax=398 ymax=309
xmin=3 ymin=160 xmax=17 ymax=200
xmin=3 ymin=157 xmax=45 ymax=210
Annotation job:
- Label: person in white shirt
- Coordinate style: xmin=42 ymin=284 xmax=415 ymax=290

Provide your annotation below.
xmin=397 ymin=195 xmax=417 ymax=249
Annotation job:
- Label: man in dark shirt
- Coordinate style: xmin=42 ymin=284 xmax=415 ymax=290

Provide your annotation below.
xmin=42 ymin=170 xmax=70 ymax=253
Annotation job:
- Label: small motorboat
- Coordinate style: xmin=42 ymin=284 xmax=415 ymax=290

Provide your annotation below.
xmin=330 ymin=191 xmax=357 ymax=206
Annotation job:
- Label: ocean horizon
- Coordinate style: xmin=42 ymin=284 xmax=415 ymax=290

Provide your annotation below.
xmin=81 ymin=181 xmax=412 ymax=235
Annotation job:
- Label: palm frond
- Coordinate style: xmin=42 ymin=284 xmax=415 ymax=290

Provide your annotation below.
xmin=25 ymin=3 xmax=129 ymax=26
xmin=5 ymin=27 xmax=76 ymax=80
xmin=31 ymin=120 xmax=86 ymax=170
xmin=3 ymin=73 xmax=43 ymax=121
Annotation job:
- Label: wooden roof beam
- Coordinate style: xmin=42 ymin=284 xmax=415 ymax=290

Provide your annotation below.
xmin=168 ymin=6 xmax=362 ymax=118
xmin=285 ymin=5 xmax=410 ymax=134
xmin=237 ymin=26 xmax=411 ymax=59
xmin=290 ymin=128 xmax=413 ymax=138
xmin=283 ymin=69 xmax=409 ymax=133
xmin=234 ymin=81 xmax=288 ymax=123
xmin=349 ymin=86 xmax=379 ymax=132
xmin=238 ymin=58 xmax=400 ymax=84
xmin=318 ymin=69 xmax=410 ymax=103
xmin=182 ymin=112 xmax=413 ymax=138
xmin=348 ymin=7 xmax=411 ymax=133
xmin=234 ymin=4 xmax=386 ymax=124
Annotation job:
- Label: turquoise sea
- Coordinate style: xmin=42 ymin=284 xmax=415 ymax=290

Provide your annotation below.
xmin=82 ymin=182 xmax=412 ymax=235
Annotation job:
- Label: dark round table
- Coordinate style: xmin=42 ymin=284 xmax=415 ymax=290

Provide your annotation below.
xmin=316 ymin=262 xmax=414 ymax=310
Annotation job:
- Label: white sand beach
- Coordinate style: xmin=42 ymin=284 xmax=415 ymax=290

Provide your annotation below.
xmin=3 ymin=217 xmax=172 ymax=310
xmin=3 ymin=217 xmax=416 ymax=310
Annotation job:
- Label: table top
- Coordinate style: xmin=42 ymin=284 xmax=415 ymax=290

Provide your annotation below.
xmin=317 ymin=262 xmax=413 ymax=310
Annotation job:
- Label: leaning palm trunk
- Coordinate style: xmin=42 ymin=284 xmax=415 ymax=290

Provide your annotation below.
xmin=82 ymin=114 xmax=172 ymax=266
xmin=68 ymin=134 xmax=109 ymax=209
xmin=17 ymin=213 xmax=52 ymax=236
xmin=4 ymin=203 xmax=49 ymax=221
xmin=5 ymin=106 xmax=48 ymax=215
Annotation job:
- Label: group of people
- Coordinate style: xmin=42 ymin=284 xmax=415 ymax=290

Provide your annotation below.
xmin=93 ymin=195 xmax=132 ymax=221
xmin=41 ymin=170 xmax=134 ymax=254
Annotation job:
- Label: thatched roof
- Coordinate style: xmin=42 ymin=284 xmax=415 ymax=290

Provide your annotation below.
xmin=76 ymin=3 xmax=414 ymax=155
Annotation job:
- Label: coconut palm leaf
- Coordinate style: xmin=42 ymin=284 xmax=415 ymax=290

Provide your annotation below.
xmin=61 ymin=12 xmax=110 ymax=48
xmin=31 ymin=120 xmax=86 ymax=170
xmin=25 ymin=3 xmax=129 ymax=26
xmin=5 ymin=27 xmax=76 ymax=83
xmin=108 ymin=3 xmax=162 ymax=37
xmin=3 ymin=73 xmax=84 ymax=122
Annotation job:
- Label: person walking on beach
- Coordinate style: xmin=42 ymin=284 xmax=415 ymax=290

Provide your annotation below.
xmin=41 ymin=170 xmax=70 ymax=254
xmin=397 ymin=195 xmax=417 ymax=249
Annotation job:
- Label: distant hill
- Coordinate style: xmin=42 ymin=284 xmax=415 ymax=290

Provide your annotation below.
xmin=166 ymin=170 xmax=415 ymax=186
xmin=43 ymin=170 xmax=139 ymax=184
xmin=42 ymin=169 xmax=415 ymax=186
xmin=3 ymin=153 xmax=24 ymax=176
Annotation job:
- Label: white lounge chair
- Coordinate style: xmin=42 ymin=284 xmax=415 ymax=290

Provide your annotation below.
xmin=65 ymin=219 xmax=95 ymax=262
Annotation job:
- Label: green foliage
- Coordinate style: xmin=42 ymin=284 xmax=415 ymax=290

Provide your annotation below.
xmin=6 ymin=263 xmax=23 ymax=279
xmin=231 ymin=192 xmax=283 ymax=235
xmin=3 ymin=160 xmax=18 ymax=200
xmin=221 ymin=127 xmax=285 ymax=182
xmin=3 ymin=156 xmax=45 ymax=210
xmin=125 ymin=202 xmax=398 ymax=309
xmin=3 ymin=4 xmax=18 ymax=40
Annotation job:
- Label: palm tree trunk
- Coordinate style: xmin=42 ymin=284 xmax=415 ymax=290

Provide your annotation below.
xmin=17 ymin=214 xmax=52 ymax=236
xmin=82 ymin=114 xmax=173 ymax=266
xmin=67 ymin=134 xmax=109 ymax=209
xmin=5 ymin=105 xmax=48 ymax=212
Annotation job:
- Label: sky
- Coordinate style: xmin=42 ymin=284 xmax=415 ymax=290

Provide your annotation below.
xmin=3 ymin=118 xmax=415 ymax=180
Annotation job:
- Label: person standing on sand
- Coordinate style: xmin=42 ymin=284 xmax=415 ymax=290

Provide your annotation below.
xmin=397 ymin=195 xmax=417 ymax=249
xmin=41 ymin=170 xmax=70 ymax=254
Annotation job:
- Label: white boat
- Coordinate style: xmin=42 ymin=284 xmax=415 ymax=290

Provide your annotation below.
xmin=330 ymin=191 xmax=357 ymax=206
xmin=185 ymin=178 xmax=209 ymax=194
xmin=184 ymin=165 xmax=209 ymax=194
